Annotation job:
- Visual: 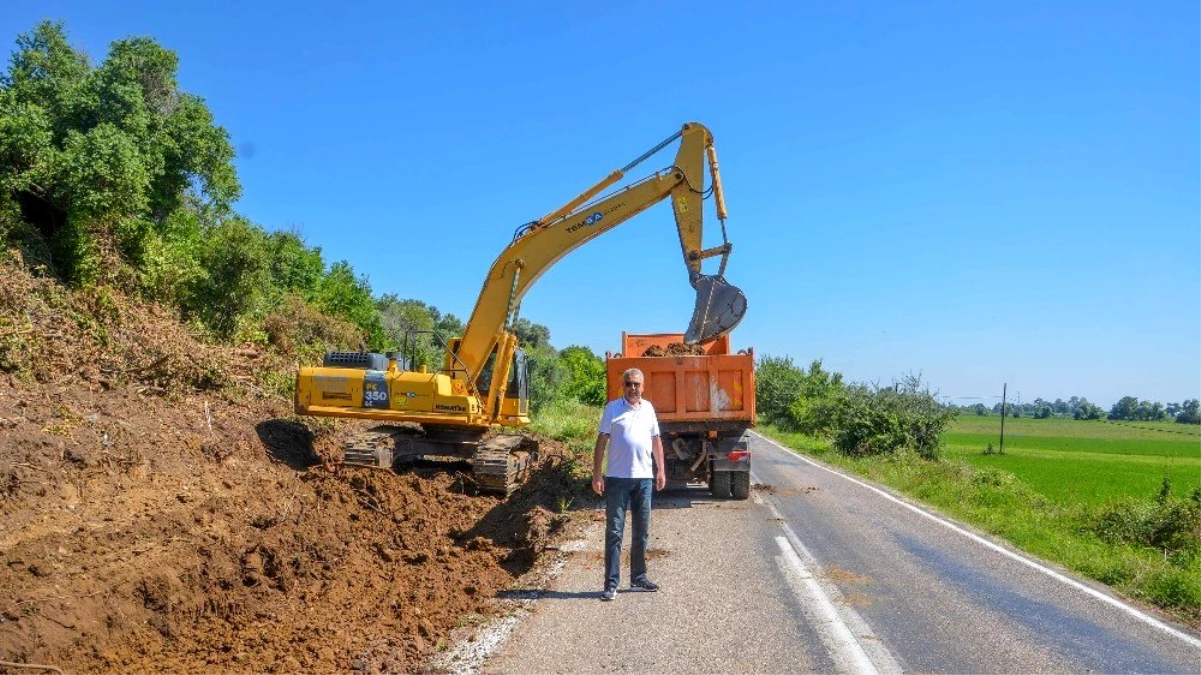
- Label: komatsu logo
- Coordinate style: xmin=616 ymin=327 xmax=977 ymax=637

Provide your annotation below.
xmin=313 ymin=375 xmax=349 ymax=392
xmin=435 ymin=404 xmax=468 ymax=413
xmin=566 ymin=211 xmax=604 ymax=234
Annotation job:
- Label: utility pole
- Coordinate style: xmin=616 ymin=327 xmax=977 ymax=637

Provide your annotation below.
xmin=1000 ymin=383 xmax=1007 ymax=455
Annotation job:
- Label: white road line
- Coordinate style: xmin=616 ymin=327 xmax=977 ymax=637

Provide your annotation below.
xmin=753 ymin=431 xmax=1201 ymax=650
xmin=772 ymin=534 xmax=881 ymax=675
xmin=756 ymin=477 xmax=903 ymax=674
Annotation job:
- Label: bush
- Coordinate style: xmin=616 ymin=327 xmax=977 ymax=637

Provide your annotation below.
xmin=560 ymin=345 xmax=606 ymax=407
xmin=787 ymin=393 xmax=843 ymax=437
xmin=526 ymin=344 xmax=567 ymax=415
xmin=831 ymin=377 xmax=956 ymax=460
xmin=783 ymin=359 xmax=844 ymax=435
xmin=1090 ymin=487 xmax=1201 ymax=555
xmin=262 ymin=294 xmax=361 ymax=355
xmin=755 ymin=354 xmax=806 ymax=427
xmin=181 ymin=217 xmax=269 ymax=339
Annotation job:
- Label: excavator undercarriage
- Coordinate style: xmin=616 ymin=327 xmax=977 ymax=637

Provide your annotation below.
xmin=341 ymin=424 xmax=538 ymax=496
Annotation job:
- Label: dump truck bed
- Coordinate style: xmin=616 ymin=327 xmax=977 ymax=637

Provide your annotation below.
xmin=604 ymin=332 xmax=756 ymax=427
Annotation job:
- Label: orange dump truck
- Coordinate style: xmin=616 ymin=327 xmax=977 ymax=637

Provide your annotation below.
xmin=605 ymin=332 xmax=756 ymax=499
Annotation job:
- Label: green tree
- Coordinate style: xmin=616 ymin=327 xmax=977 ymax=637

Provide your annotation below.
xmin=755 ymin=354 xmax=806 ymax=427
xmin=315 ymin=261 xmax=384 ymax=348
xmin=375 ymin=296 xmax=468 ymax=369
xmin=433 ymin=308 xmax=464 ymax=342
xmin=0 ymin=21 xmax=239 ymax=283
xmin=784 ymin=359 xmax=845 ymax=435
xmin=510 ymin=317 xmax=551 ymax=350
xmin=266 ymin=230 xmax=323 ymax=298
xmin=525 ymin=344 xmax=566 ymax=414
xmin=559 ymin=345 xmax=606 ymax=406
xmin=181 ymin=217 xmax=268 ymax=339
xmin=1109 ymin=396 xmax=1140 ymax=421
xmin=1177 ymin=399 xmax=1201 ymax=425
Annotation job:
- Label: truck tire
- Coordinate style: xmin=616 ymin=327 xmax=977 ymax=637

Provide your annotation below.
xmin=710 ymin=470 xmax=731 ymax=498
xmin=731 ymin=471 xmax=750 ymax=500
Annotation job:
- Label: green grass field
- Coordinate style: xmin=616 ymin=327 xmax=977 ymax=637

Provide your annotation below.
xmin=944 ymin=415 xmax=1201 ymax=505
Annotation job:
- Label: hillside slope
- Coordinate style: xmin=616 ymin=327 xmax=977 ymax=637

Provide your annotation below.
xmin=0 ymin=257 xmax=582 ymax=674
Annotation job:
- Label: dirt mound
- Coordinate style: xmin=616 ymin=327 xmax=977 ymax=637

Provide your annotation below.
xmin=0 ymin=252 xmax=255 ymax=397
xmin=0 ymin=257 xmax=589 ymax=674
xmin=642 ymin=342 xmax=707 ymax=357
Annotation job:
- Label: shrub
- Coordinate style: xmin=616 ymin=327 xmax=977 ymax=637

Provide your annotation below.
xmin=783 ymin=359 xmax=844 ymax=435
xmin=1090 ymin=488 xmax=1201 ymax=555
xmin=262 ymin=294 xmax=361 ymax=355
xmin=526 ymin=344 xmax=567 ymax=415
xmin=560 ymin=345 xmax=606 ymax=407
xmin=831 ymin=376 xmax=956 ymax=460
xmin=181 ymin=217 xmax=269 ymax=339
xmin=755 ymin=354 xmax=806 ymax=427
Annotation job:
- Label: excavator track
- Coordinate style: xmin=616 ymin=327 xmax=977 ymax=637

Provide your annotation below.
xmin=471 ymin=435 xmax=539 ymax=496
xmin=342 ymin=425 xmax=410 ymax=469
xmin=341 ymin=425 xmax=538 ymax=496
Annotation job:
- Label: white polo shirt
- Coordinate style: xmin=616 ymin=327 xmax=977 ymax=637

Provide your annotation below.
xmin=599 ymin=397 xmax=660 ymax=479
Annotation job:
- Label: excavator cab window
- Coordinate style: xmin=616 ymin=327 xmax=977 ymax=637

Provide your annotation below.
xmin=476 ymin=349 xmax=496 ymax=395
xmin=476 ymin=348 xmax=527 ymax=413
xmin=509 ymin=349 xmax=529 ymax=414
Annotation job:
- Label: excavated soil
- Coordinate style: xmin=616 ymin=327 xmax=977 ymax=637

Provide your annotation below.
xmin=641 ymin=343 xmax=707 ymax=357
xmin=0 ymin=257 xmax=589 ymax=674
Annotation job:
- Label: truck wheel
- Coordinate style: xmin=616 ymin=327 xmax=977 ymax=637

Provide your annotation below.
xmin=710 ymin=470 xmax=731 ymax=498
xmin=731 ymin=471 xmax=750 ymax=500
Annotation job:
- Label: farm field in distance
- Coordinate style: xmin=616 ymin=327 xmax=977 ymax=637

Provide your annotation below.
xmin=944 ymin=415 xmax=1201 ymax=505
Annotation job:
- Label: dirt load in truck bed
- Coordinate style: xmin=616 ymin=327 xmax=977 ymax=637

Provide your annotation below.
xmin=0 ymin=257 xmax=587 ymax=675
xmin=641 ymin=342 xmax=707 ymax=357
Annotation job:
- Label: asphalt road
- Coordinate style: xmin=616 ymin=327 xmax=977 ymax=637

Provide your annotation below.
xmin=456 ymin=432 xmax=1201 ymax=674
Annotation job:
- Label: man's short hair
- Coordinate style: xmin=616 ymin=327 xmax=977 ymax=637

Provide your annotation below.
xmin=622 ymin=368 xmax=644 ymax=382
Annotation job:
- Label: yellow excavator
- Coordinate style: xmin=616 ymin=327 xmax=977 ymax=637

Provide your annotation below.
xmin=294 ymin=122 xmax=747 ymax=494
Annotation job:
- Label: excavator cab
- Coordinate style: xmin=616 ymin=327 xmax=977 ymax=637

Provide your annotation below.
xmin=473 ymin=345 xmax=530 ymax=418
xmin=448 ymin=338 xmax=530 ymax=419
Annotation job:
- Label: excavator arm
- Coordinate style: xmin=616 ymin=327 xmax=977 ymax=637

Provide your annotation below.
xmin=454 ymin=122 xmax=747 ymax=391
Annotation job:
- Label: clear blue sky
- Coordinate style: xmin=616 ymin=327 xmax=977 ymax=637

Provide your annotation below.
xmin=5 ymin=1 xmax=1199 ymax=409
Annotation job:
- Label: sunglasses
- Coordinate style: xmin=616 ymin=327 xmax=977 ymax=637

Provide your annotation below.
xmin=623 ymin=381 xmax=643 ymax=387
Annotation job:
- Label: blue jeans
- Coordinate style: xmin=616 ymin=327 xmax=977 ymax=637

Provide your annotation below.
xmin=604 ymin=476 xmax=653 ymax=591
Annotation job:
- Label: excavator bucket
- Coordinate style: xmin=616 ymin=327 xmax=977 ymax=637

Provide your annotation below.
xmin=684 ymin=274 xmax=747 ymax=344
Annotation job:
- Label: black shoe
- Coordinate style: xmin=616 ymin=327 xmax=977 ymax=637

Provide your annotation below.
xmin=631 ymin=577 xmax=659 ymax=592
xmin=600 ymin=588 xmax=617 ymax=601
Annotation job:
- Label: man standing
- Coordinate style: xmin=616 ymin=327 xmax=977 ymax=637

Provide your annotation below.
xmin=592 ymin=367 xmax=666 ymax=601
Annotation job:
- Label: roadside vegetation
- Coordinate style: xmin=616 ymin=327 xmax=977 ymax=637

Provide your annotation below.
xmin=754 ymin=355 xmax=1201 ymax=625
xmin=0 ymin=20 xmax=610 ymax=412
